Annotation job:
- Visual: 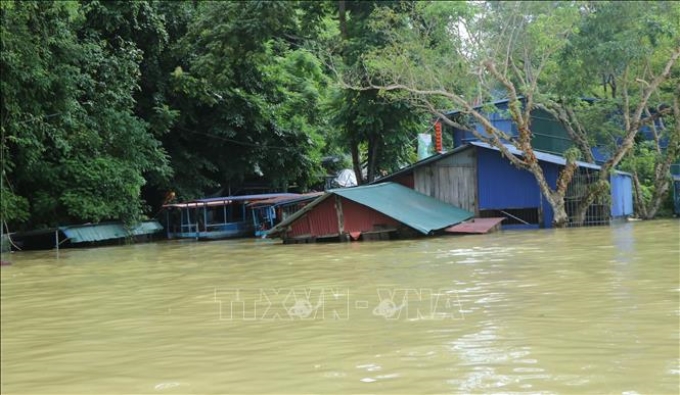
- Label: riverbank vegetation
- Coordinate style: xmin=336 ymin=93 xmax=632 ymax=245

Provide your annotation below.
xmin=1 ymin=1 xmax=678 ymax=230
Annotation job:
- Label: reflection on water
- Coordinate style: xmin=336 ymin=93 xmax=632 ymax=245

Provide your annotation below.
xmin=1 ymin=220 xmax=679 ymax=394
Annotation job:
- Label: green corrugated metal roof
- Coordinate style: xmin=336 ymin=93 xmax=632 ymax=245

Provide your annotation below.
xmin=332 ymin=183 xmax=473 ymax=234
xmin=61 ymin=221 xmax=163 ymax=244
xmin=268 ymin=182 xmax=473 ymax=236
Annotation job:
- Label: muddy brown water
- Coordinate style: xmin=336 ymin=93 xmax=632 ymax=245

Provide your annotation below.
xmin=1 ymin=220 xmax=678 ymax=394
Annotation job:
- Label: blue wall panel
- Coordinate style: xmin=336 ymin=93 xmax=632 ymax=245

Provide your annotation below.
xmin=476 ymin=148 xmax=543 ymax=210
xmin=476 ymin=148 xmax=563 ymax=228
xmin=610 ymin=173 xmax=633 ymax=217
xmin=539 ymin=162 xmax=560 ymax=228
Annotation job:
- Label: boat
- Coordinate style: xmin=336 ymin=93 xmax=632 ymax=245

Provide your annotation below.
xmin=163 ymin=193 xmax=300 ymax=240
xmin=249 ymin=192 xmax=324 ymax=237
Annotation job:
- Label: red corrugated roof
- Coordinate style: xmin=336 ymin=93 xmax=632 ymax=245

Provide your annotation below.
xmin=445 ymin=217 xmax=505 ymax=234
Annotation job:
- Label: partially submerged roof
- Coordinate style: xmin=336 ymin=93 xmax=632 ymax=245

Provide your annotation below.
xmin=61 ymin=221 xmax=163 ymax=244
xmin=164 ymin=193 xmax=299 ymax=209
xmin=445 ymin=217 xmax=505 ymax=234
xmin=267 ymin=182 xmax=473 ymax=236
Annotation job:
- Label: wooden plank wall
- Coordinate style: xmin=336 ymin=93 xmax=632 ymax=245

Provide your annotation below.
xmin=414 ymin=148 xmax=478 ymax=213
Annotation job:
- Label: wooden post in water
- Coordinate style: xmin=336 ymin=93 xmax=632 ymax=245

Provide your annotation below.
xmin=55 ymin=229 xmax=59 ymax=252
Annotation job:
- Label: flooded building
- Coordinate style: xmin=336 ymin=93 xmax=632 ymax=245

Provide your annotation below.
xmin=374 ymin=142 xmax=634 ymax=228
xmin=266 ymin=182 xmax=473 ymax=243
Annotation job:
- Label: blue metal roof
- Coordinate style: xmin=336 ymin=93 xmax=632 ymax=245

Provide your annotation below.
xmin=374 ymin=142 xmax=603 ymax=186
xmin=268 ymin=183 xmax=473 ymax=236
xmin=469 ymin=141 xmax=602 ymax=170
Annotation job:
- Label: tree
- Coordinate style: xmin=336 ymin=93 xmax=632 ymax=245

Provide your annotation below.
xmin=547 ymin=1 xmax=680 ymax=222
xmin=1 ymin=0 xmax=170 ymax=228
xmin=154 ymin=1 xmax=329 ymax=200
xmin=353 ymin=1 xmax=583 ymax=226
xmin=340 ymin=1 xmax=679 ymax=225
xmin=327 ymin=0 xmax=428 ymax=184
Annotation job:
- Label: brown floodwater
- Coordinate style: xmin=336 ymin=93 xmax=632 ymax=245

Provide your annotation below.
xmin=1 ymin=220 xmax=678 ymax=394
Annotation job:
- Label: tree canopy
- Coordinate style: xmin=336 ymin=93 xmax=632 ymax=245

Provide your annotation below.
xmin=1 ymin=1 xmax=678 ymax=230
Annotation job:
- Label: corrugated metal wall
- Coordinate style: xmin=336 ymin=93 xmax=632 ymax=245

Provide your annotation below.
xmin=341 ymin=198 xmax=400 ymax=233
xmin=476 ymin=147 xmax=558 ymax=228
xmin=610 ymin=173 xmax=634 ymax=217
xmin=286 ymin=196 xmax=401 ymax=239
xmin=288 ymin=197 xmax=338 ymax=238
xmin=477 ymin=148 xmax=542 ymax=209
xmin=530 ymin=109 xmax=573 ymax=155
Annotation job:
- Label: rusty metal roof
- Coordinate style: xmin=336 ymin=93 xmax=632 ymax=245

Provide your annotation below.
xmin=268 ymin=182 xmax=473 ymax=236
xmin=445 ymin=217 xmax=505 ymax=234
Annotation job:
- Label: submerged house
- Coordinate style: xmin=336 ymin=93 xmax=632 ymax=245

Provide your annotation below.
xmin=266 ymin=182 xmax=473 ymax=243
xmin=248 ymin=192 xmax=324 ymax=236
xmin=9 ymin=221 xmax=163 ymax=251
xmin=163 ymin=193 xmax=299 ymax=240
xmin=375 ymin=142 xmax=633 ymax=228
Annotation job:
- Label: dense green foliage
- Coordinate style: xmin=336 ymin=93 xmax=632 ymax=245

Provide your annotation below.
xmin=1 ymin=1 xmax=678 ymax=230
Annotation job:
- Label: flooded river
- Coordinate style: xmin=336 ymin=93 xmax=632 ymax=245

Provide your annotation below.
xmin=1 ymin=220 xmax=678 ymax=394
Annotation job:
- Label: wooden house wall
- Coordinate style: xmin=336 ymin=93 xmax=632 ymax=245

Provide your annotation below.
xmin=413 ymin=148 xmax=478 ymax=214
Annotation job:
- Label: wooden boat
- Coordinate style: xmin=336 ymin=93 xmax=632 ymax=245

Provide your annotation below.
xmin=163 ymin=193 xmax=299 ymax=240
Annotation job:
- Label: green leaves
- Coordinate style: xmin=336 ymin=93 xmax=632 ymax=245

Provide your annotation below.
xmin=1 ymin=0 xmax=169 ymax=228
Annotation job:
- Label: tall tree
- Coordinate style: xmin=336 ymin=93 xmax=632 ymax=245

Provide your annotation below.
xmin=346 ymin=1 xmax=679 ymax=225
xmin=355 ymin=1 xmax=583 ymax=226
xmin=158 ymin=1 xmax=327 ymax=199
xmin=548 ymin=1 xmax=680 ymax=222
xmin=1 ymin=0 xmax=170 ymax=228
xmin=328 ymin=0 xmax=428 ymax=184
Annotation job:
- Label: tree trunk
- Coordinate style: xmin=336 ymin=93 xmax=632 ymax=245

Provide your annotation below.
xmin=366 ymin=134 xmax=380 ymax=183
xmin=350 ymin=139 xmax=363 ymax=185
xmin=550 ymin=194 xmax=569 ymax=227
xmin=526 ymin=162 xmax=571 ymax=228
xmin=631 ymin=171 xmax=648 ymax=219
xmin=644 ymin=174 xmax=670 ymax=219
